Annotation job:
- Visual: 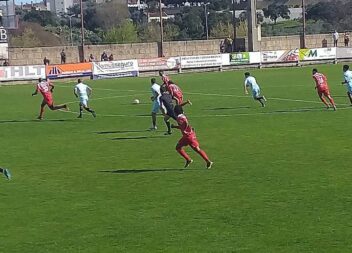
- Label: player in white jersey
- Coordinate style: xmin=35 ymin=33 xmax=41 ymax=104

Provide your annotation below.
xmin=244 ymin=72 xmax=266 ymax=107
xmin=74 ymin=79 xmax=96 ymax=118
xmin=342 ymin=65 xmax=352 ymax=105
xmin=150 ymin=78 xmax=161 ymax=130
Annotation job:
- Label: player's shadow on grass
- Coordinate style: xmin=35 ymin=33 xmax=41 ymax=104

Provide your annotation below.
xmin=99 ymin=168 xmax=195 ymax=174
xmin=97 ymin=130 xmax=149 ymax=134
xmin=0 ymin=119 xmax=76 ymax=124
xmin=206 ymin=106 xmax=251 ymax=111
xmin=111 ymin=136 xmax=167 ymax=140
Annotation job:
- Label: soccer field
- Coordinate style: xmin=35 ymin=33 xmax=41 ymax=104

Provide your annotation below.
xmin=1 ymin=64 xmax=352 ymax=252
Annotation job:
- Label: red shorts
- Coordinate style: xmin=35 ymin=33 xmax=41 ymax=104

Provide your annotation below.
xmin=176 ymin=134 xmax=199 ymax=149
xmin=43 ymin=94 xmax=53 ymax=106
xmin=318 ymin=89 xmax=330 ymax=97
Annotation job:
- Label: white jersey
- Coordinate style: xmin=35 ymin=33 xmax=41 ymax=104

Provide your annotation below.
xmin=245 ymin=76 xmax=260 ymax=91
xmin=75 ymin=82 xmax=91 ymax=98
xmin=344 ymin=70 xmax=352 ymax=86
xmin=151 ymin=83 xmax=161 ymax=102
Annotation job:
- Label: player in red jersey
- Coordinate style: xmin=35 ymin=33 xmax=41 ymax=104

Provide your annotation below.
xmin=171 ymin=105 xmax=213 ymax=169
xmin=32 ymin=78 xmax=68 ymax=119
xmin=312 ymin=69 xmax=336 ymax=110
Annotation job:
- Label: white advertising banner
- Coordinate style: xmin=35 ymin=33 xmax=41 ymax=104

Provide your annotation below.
xmin=299 ymin=47 xmax=336 ymax=61
xmin=0 ymin=65 xmax=45 ymax=81
xmin=337 ymin=48 xmax=352 ymax=59
xmin=261 ymin=49 xmax=299 ymax=63
xmin=138 ymin=57 xmax=180 ymax=71
xmin=93 ymin=60 xmax=139 ymax=79
xmin=180 ymin=54 xmax=226 ymax=69
xmin=249 ymin=52 xmax=261 ymax=64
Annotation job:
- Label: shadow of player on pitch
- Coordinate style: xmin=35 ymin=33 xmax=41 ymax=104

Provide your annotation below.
xmin=206 ymin=106 xmax=251 ymax=111
xmin=99 ymin=168 xmax=198 ymax=174
xmin=97 ymin=130 xmax=149 ymax=134
xmin=0 ymin=119 xmax=77 ymax=124
xmin=111 ymin=136 xmax=168 ymax=141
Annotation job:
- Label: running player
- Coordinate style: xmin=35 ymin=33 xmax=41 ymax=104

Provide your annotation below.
xmin=150 ymin=78 xmax=161 ymax=130
xmin=0 ymin=167 xmax=11 ymax=180
xmin=74 ymin=79 xmax=96 ymax=118
xmin=244 ymin=72 xmax=266 ymax=107
xmin=312 ymin=69 xmax=336 ymax=110
xmin=171 ymin=105 xmax=213 ymax=169
xmin=159 ymin=85 xmax=191 ymax=135
xmin=32 ymin=78 xmax=68 ymax=120
xmin=166 ymin=80 xmax=192 ymax=106
xmin=342 ymin=65 xmax=352 ymax=105
xmin=159 ymin=70 xmax=170 ymax=85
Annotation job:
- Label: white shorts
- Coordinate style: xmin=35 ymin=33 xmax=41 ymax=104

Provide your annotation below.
xmin=252 ymin=88 xmax=260 ymax=98
xmin=80 ymin=96 xmax=88 ymax=107
xmin=347 ymin=84 xmax=352 ymax=94
xmin=152 ymin=100 xmax=160 ymax=113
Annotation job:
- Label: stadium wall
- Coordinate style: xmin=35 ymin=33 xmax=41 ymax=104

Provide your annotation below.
xmin=8 ymin=34 xmax=337 ymax=66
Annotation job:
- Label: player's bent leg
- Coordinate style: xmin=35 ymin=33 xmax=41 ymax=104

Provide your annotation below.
xmin=49 ymin=104 xmax=68 ymax=111
xmin=176 ymin=142 xmax=192 ymax=167
xmin=348 ymin=91 xmax=352 ymax=105
xmin=164 ymin=115 xmax=172 ymax=135
xmin=318 ymin=93 xmax=329 ymax=108
xmin=38 ymin=101 xmax=46 ymax=119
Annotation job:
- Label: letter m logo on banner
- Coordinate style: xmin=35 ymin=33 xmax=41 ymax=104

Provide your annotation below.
xmin=308 ymin=50 xmax=318 ymax=58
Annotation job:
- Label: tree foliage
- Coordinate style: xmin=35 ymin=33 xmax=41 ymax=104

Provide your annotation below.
xmin=263 ymin=3 xmax=290 ymax=24
xmin=104 ymin=20 xmax=138 ymax=43
xmin=10 ymin=28 xmax=41 ymax=47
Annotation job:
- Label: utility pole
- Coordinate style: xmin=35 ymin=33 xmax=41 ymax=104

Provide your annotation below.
xmin=232 ymin=0 xmax=237 ymax=45
xmin=159 ymin=0 xmax=164 ymax=57
xmin=301 ymin=0 xmax=306 ymax=48
xmin=204 ymin=3 xmax=209 ymax=40
xmin=80 ymin=0 xmax=85 ymax=62
xmin=247 ymin=0 xmax=259 ymax=52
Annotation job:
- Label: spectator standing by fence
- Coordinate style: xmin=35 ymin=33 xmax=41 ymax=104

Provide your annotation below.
xmin=108 ymin=54 xmax=114 ymax=61
xmin=89 ymin=54 xmax=95 ymax=62
xmin=43 ymin=57 xmax=50 ymax=65
xmin=344 ymin=32 xmax=350 ymax=47
xmin=60 ymin=49 xmax=66 ymax=64
xmin=333 ymin=30 xmax=339 ymax=47
xmin=101 ymin=51 xmax=108 ymax=61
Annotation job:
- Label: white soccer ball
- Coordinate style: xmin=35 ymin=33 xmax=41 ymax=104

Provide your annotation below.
xmin=133 ymin=99 xmax=140 ymax=104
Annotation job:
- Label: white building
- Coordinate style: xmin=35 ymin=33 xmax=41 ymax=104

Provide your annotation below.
xmin=47 ymin=0 xmax=73 ymax=14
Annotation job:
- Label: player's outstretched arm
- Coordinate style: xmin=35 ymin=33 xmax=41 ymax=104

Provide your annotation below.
xmin=74 ymin=89 xmax=78 ymax=98
xmin=32 ymin=87 xmax=38 ymax=96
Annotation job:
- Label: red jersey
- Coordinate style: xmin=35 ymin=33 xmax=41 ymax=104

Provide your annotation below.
xmin=313 ymin=73 xmax=328 ymax=91
xmin=36 ymin=81 xmax=52 ymax=97
xmin=167 ymin=83 xmax=183 ymax=101
xmin=176 ymin=114 xmax=195 ymax=137
xmin=162 ymin=75 xmax=170 ymax=84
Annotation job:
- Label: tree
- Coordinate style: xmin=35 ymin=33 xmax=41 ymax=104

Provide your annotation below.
xmin=210 ymin=22 xmax=233 ymax=38
xmin=263 ymin=3 xmax=290 ymax=24
xmin=23 ymin=10 xmax=58 ymax=26
xmin=174 ymin=8 xmax=204 ymax=39
xmin=138 ymin=22 xmax=160 ymax=42
xmin=104 ymin=20 xmax=138 ymax=43
xmin=164 ymin=23 xmax=180 ymax=41
xmin=10 ymin=28 xmax=41 ymax=47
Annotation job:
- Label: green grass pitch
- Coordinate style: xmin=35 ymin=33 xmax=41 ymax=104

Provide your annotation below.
xmin=1 ymin=64 xmax=352 ymax=252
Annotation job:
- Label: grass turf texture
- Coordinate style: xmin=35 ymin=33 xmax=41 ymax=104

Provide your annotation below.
xmin=1 ymin=64 xmax=352 ymax=252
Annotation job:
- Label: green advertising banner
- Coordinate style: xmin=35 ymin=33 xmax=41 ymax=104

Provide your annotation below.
xmin=230 ymin=52 xmax=250 ymax=65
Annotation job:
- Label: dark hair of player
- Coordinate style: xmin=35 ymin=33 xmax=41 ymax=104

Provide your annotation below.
xmin=151 ymin=78 xmax=156 ymax=84
xmin=312 ymin=68 xmax=318 ymax=74
xmin=160 ymin=84 xmax=167 ymax=93
xmin=174 ymin=105 xmax=184 ymax=116
xmin=158 ymin=71 xmax=164 ymax=76
xmin=343 ymin=65 xmax=350 ymax=71
xmin=38 ymin=78 xmax=42 ymax=82
xmin=244 ymin=72 xmax=250 ymax=77
xmin=77 ymin=79 xmax=81 ymax=83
